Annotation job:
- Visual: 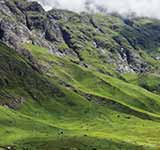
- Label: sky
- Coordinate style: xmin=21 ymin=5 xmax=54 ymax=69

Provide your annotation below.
xmin=30 ymin=0 xmax=160 ymax=19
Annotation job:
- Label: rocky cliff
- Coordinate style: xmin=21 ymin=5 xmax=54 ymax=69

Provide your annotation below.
xmin=1 ymin=0 xmax=160 ymax=74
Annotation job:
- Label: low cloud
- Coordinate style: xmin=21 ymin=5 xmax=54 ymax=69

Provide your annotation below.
xmin=31 ymin=0 xmax=160 ymax=19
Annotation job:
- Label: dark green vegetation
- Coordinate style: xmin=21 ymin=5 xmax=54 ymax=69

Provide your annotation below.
xmin=1 ymin=0 xmax=160 ymax=150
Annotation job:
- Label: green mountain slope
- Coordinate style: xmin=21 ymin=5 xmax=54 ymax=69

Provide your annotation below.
xmin=0 ymin=43 xmax=160 ymax=150
xmin=1 ymin=0 xmax=160 ymax=150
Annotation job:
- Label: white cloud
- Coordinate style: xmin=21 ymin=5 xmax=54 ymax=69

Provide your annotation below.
xmin=31 ymin=0 xmax=160 ymax=19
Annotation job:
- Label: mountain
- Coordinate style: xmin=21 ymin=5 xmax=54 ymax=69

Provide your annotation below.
xmin=0 ymin=0 xmax=160 ymax=150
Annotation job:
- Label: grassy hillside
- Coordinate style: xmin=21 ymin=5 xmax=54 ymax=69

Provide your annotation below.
xmin=0 ymin=42 xmax=160 ymax=150
xmin=1 ymin=0 xmax=160 ymax=149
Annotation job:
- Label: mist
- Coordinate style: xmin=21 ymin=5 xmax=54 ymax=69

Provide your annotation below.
xmin=31 ymin=0 xmax=160 ymax=19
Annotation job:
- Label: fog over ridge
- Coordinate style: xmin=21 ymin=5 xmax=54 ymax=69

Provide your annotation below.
xmin=30 ymin=0 xmax=160 ymax=19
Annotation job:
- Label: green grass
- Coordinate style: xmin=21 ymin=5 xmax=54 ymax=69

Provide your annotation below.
xmin=1 ymin=41 xmax=160 ymax=149
xmin=0 ymin=42 xmax=156 ymax=149
xmin=2 ymin=1 xmax=160 ymax=149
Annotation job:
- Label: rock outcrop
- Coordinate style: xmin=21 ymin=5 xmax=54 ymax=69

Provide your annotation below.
xmin=1 ymin=0 xmax=160 ymax=73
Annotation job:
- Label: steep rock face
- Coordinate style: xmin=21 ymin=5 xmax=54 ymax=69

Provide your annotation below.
xmin=0 ymin=18 xmax=30 ymax=48
xmin=0 ymin=0 xmax=160 ymax=73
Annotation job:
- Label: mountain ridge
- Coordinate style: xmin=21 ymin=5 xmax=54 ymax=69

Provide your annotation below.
xmin=0 ymin=0 xmax=160 ymax=150
xmin=1 ymin=0 xmax=160 ymax=73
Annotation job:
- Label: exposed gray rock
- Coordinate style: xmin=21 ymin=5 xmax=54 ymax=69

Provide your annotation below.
xmin=0 ymin=18 xmax=31 ymax=48
xmin=0 ymin=0 xmax=159 ymax=74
